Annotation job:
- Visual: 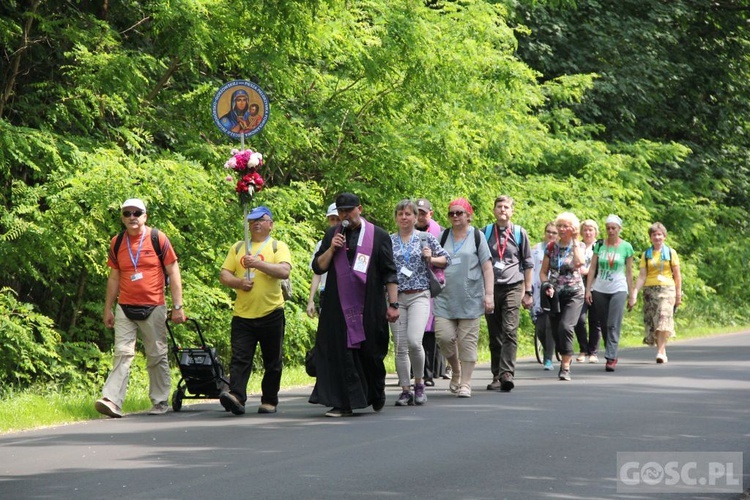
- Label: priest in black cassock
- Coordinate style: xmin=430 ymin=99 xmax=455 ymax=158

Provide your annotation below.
xmin=309 ymin=193 xmax=399 ymax=417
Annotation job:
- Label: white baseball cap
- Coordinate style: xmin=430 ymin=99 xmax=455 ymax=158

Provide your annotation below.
xmin=121 ymin=198 xmax=146 ymax=212
xmin=326 ymin=202 xmax=338 ymax=217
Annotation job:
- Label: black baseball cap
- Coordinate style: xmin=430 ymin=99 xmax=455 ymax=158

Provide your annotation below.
xmin=335 ymin=192 xmax=361 ymax=209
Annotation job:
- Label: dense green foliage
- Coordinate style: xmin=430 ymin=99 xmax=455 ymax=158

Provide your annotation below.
xmin=1 ymin=0 xmax=748 ymax=393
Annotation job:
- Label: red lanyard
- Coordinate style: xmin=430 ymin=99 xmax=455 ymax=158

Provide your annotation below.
xmin=605 ymin=239 xmax=620 ymax=268
xmin=493 ymin=224 xmax=511 ymax=259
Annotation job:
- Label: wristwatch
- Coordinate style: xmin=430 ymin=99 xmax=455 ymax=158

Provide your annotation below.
xmin=388 ymin=302 xmax=399 ymax=309
xmin=173 ymin=304 xmax=183 ymax=310
xmin=525 ymin=291 xmax=533 ymax=297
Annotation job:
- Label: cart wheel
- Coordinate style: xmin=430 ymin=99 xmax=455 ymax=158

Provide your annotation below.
xmin=172 ymin=389 xmax=184 ymax=412
xmin=534 ymin=333 xmax=544 ymax=364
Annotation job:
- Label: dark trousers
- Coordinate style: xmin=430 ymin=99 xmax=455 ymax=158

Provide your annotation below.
xmin=549 ymin=291 xmax=584 ymax=356
xmin=229 ymin=308 xmax=285 ymax=406
xmin=574 ymin=300 xmax=602 ymax=355
xmin=422 ymin=330 xmax=446 ymax=381
xmin=534 ymin=312 xmax=555 ymax=362
xmin=485 ymin=281 xmax=524 ymax=377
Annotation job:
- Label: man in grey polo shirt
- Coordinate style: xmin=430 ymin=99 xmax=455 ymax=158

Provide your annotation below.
xmin=483 ymin=195 xmax=534 ymax=392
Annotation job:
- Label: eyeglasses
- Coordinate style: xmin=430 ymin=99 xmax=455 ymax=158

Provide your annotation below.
xmin=545 ymin=230 xmax=558 ymax=235
xmin=448 ymin=211 xmax=466 ymax=217
xmin=122 ymin=210 xmax=144 ymax=218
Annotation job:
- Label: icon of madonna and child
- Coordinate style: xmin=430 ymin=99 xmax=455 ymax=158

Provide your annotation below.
xmin=218 ymin=88 xmax=265 ymax=135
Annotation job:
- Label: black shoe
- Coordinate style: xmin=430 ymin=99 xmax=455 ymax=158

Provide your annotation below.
xmin=500 ymin=374 xmax=515 ymax=392
xmin=219 ymin=391 xmax=245 ymax=415
xmin=325 ymin=407 xmax=353 ymax=417
xmin=424 ymin=379 xmax=435 ymax=387
xmin=373 ymin=390 xmax=386 ymax=412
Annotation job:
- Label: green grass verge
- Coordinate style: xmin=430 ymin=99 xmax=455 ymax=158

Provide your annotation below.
xmin=1 ymin=322 xmax=747 ymax=434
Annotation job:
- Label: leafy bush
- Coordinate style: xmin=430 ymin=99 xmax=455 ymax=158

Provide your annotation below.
xmin=0 ymin=288 xmax=64 ymax=386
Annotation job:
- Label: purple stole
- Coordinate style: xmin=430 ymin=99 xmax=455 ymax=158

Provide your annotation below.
xmin=334 ymin=218 xmax=375 ymax=349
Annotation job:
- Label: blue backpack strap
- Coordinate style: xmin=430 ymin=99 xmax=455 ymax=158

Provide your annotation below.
xmin=484 ymin=223 xmax=523 ymax=248
xmin=483 ymin=224 xmax=493 ymax=241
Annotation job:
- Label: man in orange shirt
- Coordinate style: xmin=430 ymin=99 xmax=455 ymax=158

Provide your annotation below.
xmin=96 ymin=198 xmax=186 ymax=418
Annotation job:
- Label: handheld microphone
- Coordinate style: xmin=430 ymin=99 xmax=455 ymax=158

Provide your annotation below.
xmin=338 ymin=220 xmax=350 ymax=251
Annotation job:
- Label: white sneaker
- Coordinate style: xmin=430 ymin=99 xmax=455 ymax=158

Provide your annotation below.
xmin=656 ymin=353 xmax=668 ymax=364
xmin=576 ymin=353 xmax=587 ymax=363
xmin=588 ymin=355 xmax=599 ymax=364
xmin=148 ymin=402 xmax=169 ymax=415
xmin=457 ymin=384 xmax=472 ymax=398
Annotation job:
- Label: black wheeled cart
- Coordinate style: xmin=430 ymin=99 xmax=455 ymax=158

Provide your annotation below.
xmin=166 ymin=318 xmax=229 ymax=411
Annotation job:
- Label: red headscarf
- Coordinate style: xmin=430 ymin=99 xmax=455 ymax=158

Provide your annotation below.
xmin=448 ymin=197 xmax=474 ymax=215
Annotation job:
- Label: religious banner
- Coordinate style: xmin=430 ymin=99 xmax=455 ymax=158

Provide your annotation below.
xmin=214 ymin=80 xmax=270 ymax=279
xmin=212 ymin=80 xmax=270 ymax=140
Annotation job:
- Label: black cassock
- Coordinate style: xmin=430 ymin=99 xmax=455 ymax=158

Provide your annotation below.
xmin=309 ymin=222 xmax=397 ymax=410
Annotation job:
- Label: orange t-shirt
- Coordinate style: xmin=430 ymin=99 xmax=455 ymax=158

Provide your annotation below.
xmin=107 ymin=226 xmax=178 ymax=306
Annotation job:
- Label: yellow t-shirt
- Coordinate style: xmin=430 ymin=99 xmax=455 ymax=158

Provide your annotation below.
xmin=640 ymin=248 xmax=680 ymax=287
xmin=222 ymin=238 xmax=292 ymax=319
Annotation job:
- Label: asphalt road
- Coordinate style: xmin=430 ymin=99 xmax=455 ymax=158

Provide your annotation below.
xmin=1 ymin=331 xmax=748 ymax=500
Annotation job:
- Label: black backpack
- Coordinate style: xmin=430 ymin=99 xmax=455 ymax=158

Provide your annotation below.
xmin=439 ymin=226 xmax=482 ymax=251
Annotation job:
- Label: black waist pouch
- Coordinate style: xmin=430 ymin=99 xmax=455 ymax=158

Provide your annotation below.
xmin=120 ymin=304 xmax=156 ymax=321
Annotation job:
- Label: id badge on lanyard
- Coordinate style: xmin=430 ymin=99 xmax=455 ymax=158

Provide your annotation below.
xmin=128 ymin=231 xmax=147 ymax=282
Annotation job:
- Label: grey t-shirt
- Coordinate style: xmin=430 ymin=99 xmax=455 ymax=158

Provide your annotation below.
xmin=434 ymin=227 xmax=491 ymax=319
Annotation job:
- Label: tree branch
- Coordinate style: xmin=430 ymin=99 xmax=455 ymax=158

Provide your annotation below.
xmin=145 ymin=55 xmax=181 ymax=103
xmin=1 ymin=0 xmax=42 ymax=118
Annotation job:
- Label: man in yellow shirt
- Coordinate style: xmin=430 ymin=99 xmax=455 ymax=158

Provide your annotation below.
xmin=219 ymin=206 xmax=292 ymax=415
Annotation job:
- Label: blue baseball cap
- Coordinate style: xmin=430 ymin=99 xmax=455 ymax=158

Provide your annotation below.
xmin=247 ymin=205 xmax=273 ymax=220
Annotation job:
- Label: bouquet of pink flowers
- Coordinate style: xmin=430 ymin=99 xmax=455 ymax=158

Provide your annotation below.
xmin=224 ymin=148 xmax=265 ymax=204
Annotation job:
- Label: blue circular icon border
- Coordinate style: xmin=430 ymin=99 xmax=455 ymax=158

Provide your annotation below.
xmin=212 ymin=80 xmax=270 ymax=140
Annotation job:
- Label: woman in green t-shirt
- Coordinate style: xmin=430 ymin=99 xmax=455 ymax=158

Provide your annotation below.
xmin=585 ymin=214 xmax=634 ymax=372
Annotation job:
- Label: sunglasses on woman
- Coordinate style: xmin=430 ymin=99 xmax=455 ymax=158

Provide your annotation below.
xmin=448 ymin=211 xmax=466 ymax=217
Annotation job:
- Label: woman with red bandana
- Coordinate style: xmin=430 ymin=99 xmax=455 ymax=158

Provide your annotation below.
xmin=433 ymin=198 xmax=494 ymax=398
